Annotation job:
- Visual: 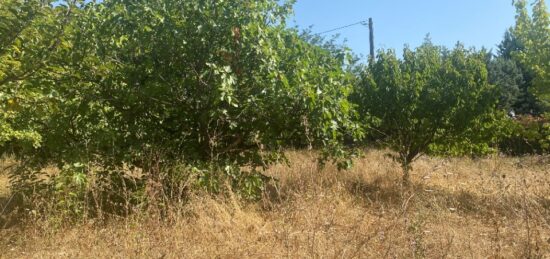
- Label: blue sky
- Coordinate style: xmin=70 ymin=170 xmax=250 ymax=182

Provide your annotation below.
xmin=290 ymin=0 xmax=519 ymax=59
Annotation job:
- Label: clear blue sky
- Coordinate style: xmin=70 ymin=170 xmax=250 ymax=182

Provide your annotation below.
xmin=290 ymin=0 xmax=520 ymax=59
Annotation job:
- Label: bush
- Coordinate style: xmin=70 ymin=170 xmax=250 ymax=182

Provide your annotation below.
xmin=499 ymin=115 xmax=550 ymax=155
xmin=1 ymin=0 xmax=360 ymax=216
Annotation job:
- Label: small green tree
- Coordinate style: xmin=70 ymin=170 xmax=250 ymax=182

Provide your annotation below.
xmin=354 ymin=40 xmax=501 ymax=185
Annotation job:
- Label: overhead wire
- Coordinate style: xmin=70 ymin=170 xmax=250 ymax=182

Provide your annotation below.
xmin=314 ymin=19 xmax=369 ymax=35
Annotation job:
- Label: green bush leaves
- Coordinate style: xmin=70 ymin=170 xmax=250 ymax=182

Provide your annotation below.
xmin=1 ymin=0 xmax=357 ymax=203
xmin=353 ymin=40 xmax=503 ymax=183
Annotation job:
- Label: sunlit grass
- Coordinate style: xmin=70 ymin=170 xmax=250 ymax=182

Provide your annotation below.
xmin=1 ymin=150 xmax=549 ymax=258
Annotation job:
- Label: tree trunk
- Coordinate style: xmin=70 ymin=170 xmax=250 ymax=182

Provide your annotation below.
xmin=402 ymin=163 xmax=411 ymax=187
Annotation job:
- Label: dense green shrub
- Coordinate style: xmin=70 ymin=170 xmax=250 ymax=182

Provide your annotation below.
xmin=1 ymin=0 xmax=360 ymax=212
xmin=499 ymin=115 xmax=550 ymax=155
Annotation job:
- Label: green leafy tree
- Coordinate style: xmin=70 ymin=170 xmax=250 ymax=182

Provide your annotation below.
xmin=4 ymin=0 xmax=360 ymax=201
xmin=354 ymin=40 xmax=501 ymax=185
xmin=512 ymin=0 xmax=550 ymax=108
xmin=493 ymin=29 xmax=542 ymax=115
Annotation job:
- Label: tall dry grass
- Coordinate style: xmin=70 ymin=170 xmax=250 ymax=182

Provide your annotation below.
xmin=1 ymin=150 xmax=549 ymax=258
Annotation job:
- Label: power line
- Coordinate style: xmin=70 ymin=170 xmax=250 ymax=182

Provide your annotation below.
xmin=315 ymin=20 xmax=369 ymax=35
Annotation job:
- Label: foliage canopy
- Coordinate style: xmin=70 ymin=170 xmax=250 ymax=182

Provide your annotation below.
xmin=354 ymin=40 xmax=502 ymax=184
xmin=1 ymin=0 xmax=360 ymax=201
xmin=512 ymin=0 xmax=550 ymax=108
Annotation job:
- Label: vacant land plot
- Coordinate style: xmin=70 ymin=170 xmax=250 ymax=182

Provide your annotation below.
xmin=1 ymin=151 xmax=549 ymax=258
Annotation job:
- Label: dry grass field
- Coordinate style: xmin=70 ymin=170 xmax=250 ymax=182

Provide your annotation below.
xmin=1 ymin=150 xmax=549 ymax=258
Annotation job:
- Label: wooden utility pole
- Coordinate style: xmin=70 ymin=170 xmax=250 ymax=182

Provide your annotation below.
xmin=368 ymin=18 xmax=375 ymax=62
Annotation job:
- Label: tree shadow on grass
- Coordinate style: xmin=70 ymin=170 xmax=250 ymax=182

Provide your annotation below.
xmin=346 ymin=176 xmax=550 ymax=220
